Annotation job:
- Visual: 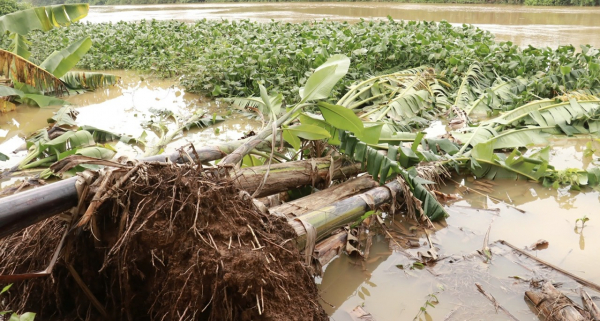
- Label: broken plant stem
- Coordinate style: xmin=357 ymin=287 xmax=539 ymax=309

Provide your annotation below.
xmin=475 ymin=283 xmax=519 ymax=321
xmin=221 ymin=104 xmax=303 ymax=166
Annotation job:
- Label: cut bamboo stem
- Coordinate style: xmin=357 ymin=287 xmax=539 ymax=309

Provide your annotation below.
xmin=314 ymin=231 xmax=347 ymax=266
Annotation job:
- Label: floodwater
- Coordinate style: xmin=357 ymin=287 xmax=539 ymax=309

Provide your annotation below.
xmin=1 ymin=71 xmax=599 ymax=320
xmin=0 ymin=70 xmax=258 ymax=177
xmin=2 ymin=3 xmax=600 ymax=320
xmin=84 ymin=2 xmax=600 ymax=48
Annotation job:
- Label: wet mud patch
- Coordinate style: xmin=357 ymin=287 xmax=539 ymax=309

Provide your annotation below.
xmin=0 ymin=161 xmax=327 ymax=320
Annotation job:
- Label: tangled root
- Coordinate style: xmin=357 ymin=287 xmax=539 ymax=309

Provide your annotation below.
xmin=0 ymin=161 xmax=328 ymax=321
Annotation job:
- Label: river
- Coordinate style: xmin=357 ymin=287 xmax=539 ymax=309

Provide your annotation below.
xmin=2 ymin=3 xmax=600 ymax=320
xmin=84 ymin=2 xmax=600 ymax=48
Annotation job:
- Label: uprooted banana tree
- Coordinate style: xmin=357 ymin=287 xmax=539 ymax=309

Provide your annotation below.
xmin=0 ymin=4 xmax=119 ymax=112
xmin=337 ymin=62 xmax=600 ymax=191
xmin=226 ymin=57 xmax=600 ymax=223
xmin=226 ymin=54 xmax=449 ymax=221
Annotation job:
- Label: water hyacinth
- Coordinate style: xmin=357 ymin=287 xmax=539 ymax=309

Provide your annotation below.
xmin=2 ymin=18 xmax=597 ymax=104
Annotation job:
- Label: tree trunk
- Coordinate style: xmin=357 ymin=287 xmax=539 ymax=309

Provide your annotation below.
xmin=0 ymin=153 xmax=360 ymax=239
xmin=235 ymin=158 xmax=361 ymax=198
xmin=289 ymin=179 xmax=402 ymax=250
xmin=270 ymin=175 xmax=378 ymax=219
xmin=0 ymin=136 xmax=311 ymax=240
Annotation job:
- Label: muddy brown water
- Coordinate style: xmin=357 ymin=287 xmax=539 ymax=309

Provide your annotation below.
xmin=84 ymin=2 xmax=600 ymax=48
xmin=1 ymin=4 xmax=600 ymax=320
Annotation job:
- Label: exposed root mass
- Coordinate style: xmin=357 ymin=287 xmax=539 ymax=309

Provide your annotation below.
xmin=0 ymin=161 xmax=328 ymax=321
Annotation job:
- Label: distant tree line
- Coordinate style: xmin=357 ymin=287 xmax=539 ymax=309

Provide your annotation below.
xmin=16 ymin=0 xmax=600 ymax=9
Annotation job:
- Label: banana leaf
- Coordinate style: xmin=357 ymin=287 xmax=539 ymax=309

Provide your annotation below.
xmin=0 ymin=49 xmax=68 ymax=96
xmin=299 ymin=54 xmax=350 ymax=103
xmin=0 ymin=4 xmax=89 ymax=61
xmin=465 ymin=78 xmax=526 ymax=115
xmin=339 ymin=130 xmax=448 ymax=220
xmin=336 ymin=67 xmax=447 ymax=123
xmin=19 ymin=130 xmax=96 ymax=169
xmin=61 ymin=71 xmax=121 ymax=91
xmin=469 ymin=141 xmax=552 ymax=181
xmin=79 ymin=125 xmax=120 ymax=143
xmin=0 ymin=4 xmax=88 ymax=35
xmin=41 ymin=37 xmax=92 ymax=79
xmin=47 ymin=106 xmax=78 ymax=127
xmin=453 ymin=62 xmax=488 ymax=111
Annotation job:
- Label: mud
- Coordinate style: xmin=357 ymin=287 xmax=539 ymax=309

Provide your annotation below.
xmin=0 ymin=161 xmax=327 ymax=320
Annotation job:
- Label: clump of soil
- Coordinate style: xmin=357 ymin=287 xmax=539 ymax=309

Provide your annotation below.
xmin=0 ymin=161 xmax=328 ymax=321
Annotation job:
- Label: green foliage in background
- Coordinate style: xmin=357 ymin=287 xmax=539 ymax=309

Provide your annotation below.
xmin=4 ymin=18 xmax=598 ymax=106
xmin=0 ymin=0 xmax=29 ymax=16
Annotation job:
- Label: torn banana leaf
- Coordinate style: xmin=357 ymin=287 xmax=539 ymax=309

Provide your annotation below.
xmin=469 ymin=142 xmax=552 ymax=181
xmin=61 ymin=71 xmax=120 ymax=91
xmin=19 ymin=130 xmax=96 ymax=169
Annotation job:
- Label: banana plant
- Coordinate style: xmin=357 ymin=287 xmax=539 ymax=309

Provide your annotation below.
xmin=0 ymin=4 xmax=88 ymax=59
xmin=0 ymin=4 xmax=120 ymax=108
xmin=454 ymin=97 xmax=600 ymax=154
xmin=220 ymin=54 xmax=353 ymax=166
xmin=18 ymin=130 xmax=115 ymax=170
xmin=228 ymin=55 xmax=449 ymax=221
